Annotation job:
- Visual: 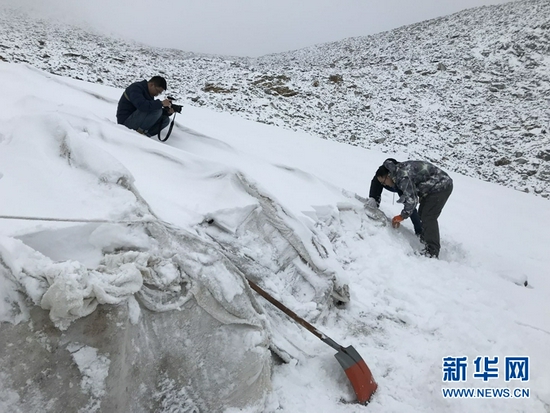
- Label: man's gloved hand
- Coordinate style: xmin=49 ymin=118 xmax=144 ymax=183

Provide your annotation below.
xmin=392 ymin=215 xmax=404 ymax=228
xmin=364 ymin=197 xmax=378 ymax=209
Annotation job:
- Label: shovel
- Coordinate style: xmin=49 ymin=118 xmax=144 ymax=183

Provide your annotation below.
xmin=247 ymin=279 xmax=378 ymax=404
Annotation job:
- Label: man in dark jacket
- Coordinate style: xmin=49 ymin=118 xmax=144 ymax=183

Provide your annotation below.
xmin=375 ymin=159 xmax=453 ymax=258
xmin=366 ymin=158 xmax=423 ymax=236
xmin=116 ymin=76 xmax=174 ymax=137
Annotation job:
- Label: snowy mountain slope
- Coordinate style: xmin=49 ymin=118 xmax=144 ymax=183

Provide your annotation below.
xmin=0 ymin=63 xmax=549 ymax=412
xmin=0 ymin=0 xmax=549 ymax=199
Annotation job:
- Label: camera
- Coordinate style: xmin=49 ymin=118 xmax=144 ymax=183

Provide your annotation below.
xmin=167 ymin=96 xmax=183 ymax=114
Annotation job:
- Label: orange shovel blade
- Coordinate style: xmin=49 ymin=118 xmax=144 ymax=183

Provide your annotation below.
xmin=335 ymin=345 xmax=378 ymax=404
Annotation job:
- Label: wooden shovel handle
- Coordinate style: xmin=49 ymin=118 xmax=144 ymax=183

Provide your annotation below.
xmin=247 ymin=279 xmax=377 ymax=404
xmin=247 ymin=278 xmax=325 ymax=341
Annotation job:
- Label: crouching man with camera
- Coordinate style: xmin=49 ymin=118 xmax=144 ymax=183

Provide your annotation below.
xmin=116 ymin=76 xmax=181 ymax=138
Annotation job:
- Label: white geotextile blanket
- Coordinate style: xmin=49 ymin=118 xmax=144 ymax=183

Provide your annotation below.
xmin=0 ymin=220 xmax=267 ymax=332
xmin=0 ymin=221 xmax=273 ymax=412
xmin=0 ymin=235 xmax=143 ymax=330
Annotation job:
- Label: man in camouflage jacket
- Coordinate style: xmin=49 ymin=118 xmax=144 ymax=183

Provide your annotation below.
xmin=366 ymin=158 xmax=423 ymax=236
xmin=375 ymin=159 xmax=453 ymax=258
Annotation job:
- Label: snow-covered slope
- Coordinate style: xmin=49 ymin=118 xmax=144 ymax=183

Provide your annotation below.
xmin=0 ymin=0 xmax=548 ymax=198
xmin=0 ymin=63 xmax=549 ymax=412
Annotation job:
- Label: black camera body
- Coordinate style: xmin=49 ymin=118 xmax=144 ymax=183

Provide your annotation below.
xmin=167 ymin=96 xmax=183 ymax=114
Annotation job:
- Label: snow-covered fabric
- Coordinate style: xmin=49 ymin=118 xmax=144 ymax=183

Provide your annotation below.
xmin=0 ymin=219 xmax=273 ymax=412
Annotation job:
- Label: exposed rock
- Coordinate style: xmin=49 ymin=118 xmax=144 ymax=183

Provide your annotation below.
xmin=538 ymin=165 xmax=550 ymax=185
xmin=495 ymin=157 xmax=511 ymax=166
xmin=203 ymin=83 xmax=235 ymax=93
xmin=252 ymin=75 xmax=298 ymax=96
xmin=270 ymin=85 xmax=298 ymax=97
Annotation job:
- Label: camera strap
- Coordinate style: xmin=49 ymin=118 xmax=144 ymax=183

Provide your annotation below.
xmin=157 ymin=113 xmax=176 ymax=142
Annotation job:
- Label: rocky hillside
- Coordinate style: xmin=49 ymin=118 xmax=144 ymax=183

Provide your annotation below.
xmin=1 ymin=0 xmax=549 ymax=197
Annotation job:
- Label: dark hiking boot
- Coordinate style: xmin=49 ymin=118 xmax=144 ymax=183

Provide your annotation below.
xmin=422 ymin=248 xmax=439 ymax=258
xmin=415 ymin=248 xmax=438 ymax=259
